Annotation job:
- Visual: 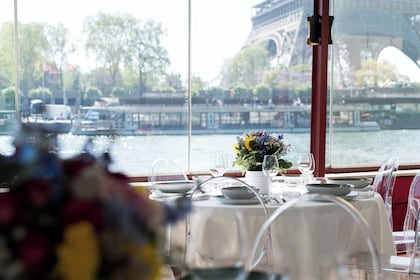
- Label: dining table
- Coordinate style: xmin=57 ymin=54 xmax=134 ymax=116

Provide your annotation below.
xmin=162 ymin=179 xmax=397 ymax=265
xmin=132 ymin=177 xmax=398 ymax=279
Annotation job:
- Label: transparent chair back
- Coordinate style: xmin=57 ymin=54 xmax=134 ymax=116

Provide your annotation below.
xmin=409 ymin=209 xmax=420 ymax=274
xmin=184 ymin=176 xmax=271 ymax=278
xmin=247 ymin=193 xmax=381 ymax=280
xmin=396 ymin=171 xmax=420 ymax=254
xmin=148 ymin=158 xmax=189 ymax=270
xmin=372 ymin=157 xmax=399 ymax=229
xmin=148 ymin=158 xmax=190 ymax=196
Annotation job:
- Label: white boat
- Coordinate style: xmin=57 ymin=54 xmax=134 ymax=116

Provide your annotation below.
xmin=21 ymin=100 xmax=73 ymax=134
xmin=71 ymin=108 xmax=137 ymax=136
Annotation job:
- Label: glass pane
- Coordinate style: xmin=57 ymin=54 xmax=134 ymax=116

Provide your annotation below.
xmin=7 ymin=0 xmax=189 ymax=175
xmin=330 ymin=0 xmax=420 ymax=167
xmin=0 ymin=1 xmax=15 ymax=155
xmin=190 ymin=0 xmax=312 ymax=172
xmin=2 ymin=0 xmax=314 ymax=175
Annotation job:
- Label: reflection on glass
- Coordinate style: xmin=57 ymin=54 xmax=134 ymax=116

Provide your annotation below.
xmin=186 ymin=210 xmax=248 ymax=280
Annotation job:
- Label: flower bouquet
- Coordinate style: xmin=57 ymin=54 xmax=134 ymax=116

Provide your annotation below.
xmin=0 ymin=125 xmax=191 ymax=280
xmin=233 ymin=130 xmax=292 ymax=172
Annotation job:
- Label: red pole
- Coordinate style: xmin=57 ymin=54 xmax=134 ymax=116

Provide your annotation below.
xmin=310 ymin=0 xmax=330 ymax=177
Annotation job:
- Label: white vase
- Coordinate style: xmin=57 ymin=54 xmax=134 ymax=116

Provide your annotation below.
xmin=244 ymin=171 xmax=270 ymax=195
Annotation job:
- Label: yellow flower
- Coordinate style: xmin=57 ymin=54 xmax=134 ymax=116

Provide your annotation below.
xmin=124 ymin=243 xmax=162 ymax=280
xmin=55 ymin=222 xmax=100 ymax=280
xmin=233 ymin=143 xmax=240 ymax=154
xmin=244 ymin=135 xmax=254 ymax=151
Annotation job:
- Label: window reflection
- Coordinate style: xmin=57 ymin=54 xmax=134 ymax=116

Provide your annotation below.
xmin=330 ymin=0 xmax=420 ymax=167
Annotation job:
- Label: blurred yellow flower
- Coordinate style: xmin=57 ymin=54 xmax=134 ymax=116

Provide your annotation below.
xmin=56 ymin=222 xmax=100 ymax=280
xmin=124 ymin=243 xmax=162 ymax=280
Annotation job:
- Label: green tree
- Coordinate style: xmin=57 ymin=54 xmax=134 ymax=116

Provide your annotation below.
xmin=232 ymin=85 xmax=249 ymax=99
xmin=354 ymin=59 xmax=399 ymax=88
xmin=111 ymin=86 xmax=126 ymax=97
xmin=45 ymin=23 xmax=76 ymax=99
xmin=191 ymin=75 xmax=206 ymax=97
xmin=0 ymin=23 xmax=15 ymax=86
xmin=84 ymin=13 xmax=136 ymax=90
xmin=125 ymin=19 xmax=170 ymax=94
xmin=0 ymin=23 xmax=48 ymax=93
xmin=1 ymin=86 xmax=16 ymax=109
xmin=221 ymin=45 xmax=270 ymax=88
xmin=19 ymin=23 xmax=49 ymax=93
xmin=28 ymin=87 xmax=53 ymax=102
xmin=83 ymin=86 xmax=102 ymax=106
xmin=253 ymin=84 xmax=272 ymax=100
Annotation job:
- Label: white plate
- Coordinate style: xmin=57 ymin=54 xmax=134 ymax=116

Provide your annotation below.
xmin=327 ymin=178 xmax=372 ymax=189
xmin=214 ymin=195 xmax=260 ymax=205
xmin=306 ymin=183 xmax=353 ymax=196
xmin=153 ymin=180 xmax=195 ymax=193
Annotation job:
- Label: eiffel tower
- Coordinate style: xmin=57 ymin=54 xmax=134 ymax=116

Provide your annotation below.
xmin=244 ymin=0 xmax=420 ymax=68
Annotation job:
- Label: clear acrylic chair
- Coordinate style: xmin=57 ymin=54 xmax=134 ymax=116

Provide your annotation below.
xmin=148 ymin=158 xmax=190 ymax=272
xmin=148 ymin=158 xmax=191 ymax=198
xmin=182 ymin=176 xmax=271 ymax=279
xmin=371 ymin=157 xmax=399 ymax=229
xmin=393 ymin=171 xmax=420 ymax=254
xmin=247 ymin=193 xmax=381 ymax=280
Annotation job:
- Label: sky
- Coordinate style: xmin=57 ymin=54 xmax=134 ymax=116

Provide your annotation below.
xmin=2 ymin=0 xmax=419 ymax=84
xmin=1 ymin=0 xmax=261 ymax=83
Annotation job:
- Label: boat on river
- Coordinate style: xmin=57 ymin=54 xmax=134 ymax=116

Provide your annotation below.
xmin=70 ymin=103 xmax=380 ymax=136
xmin=20 ymin=100 xmax=73 ymax=134
xmin=71 ymin=108 xmax=137 ymax=136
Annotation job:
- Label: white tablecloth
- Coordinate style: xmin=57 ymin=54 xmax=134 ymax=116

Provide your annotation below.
xmin=167 ymin=191 xmax=396 ymax=267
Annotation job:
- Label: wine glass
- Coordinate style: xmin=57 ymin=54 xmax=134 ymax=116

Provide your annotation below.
xmin=297 ymin=152 xmax=315 ymax=185
xmin=209 ymin=153 xmax=228 ymax=177
xmin=262 ymin=155 xmax=279 ymax=197
xmin=186 ymin=209 xmax=248 ymax=280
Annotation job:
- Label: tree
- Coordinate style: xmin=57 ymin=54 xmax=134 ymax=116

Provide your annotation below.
xmin=84 ymin=13 xmax=136 ymax=91
xmin=1 ymin=86 xmax=16 ymax=109
xmin=232 ymin=85 xmax=249 ymax=99
xmin=0 ymin=23 xmax=15 ymax=86
xmin=45 ymin=23 xmax=76 ymax=100
xmin=253 ymin=84 xmax=272 ymax=100
xmin=28 ymin=87 xmax=53 ymax=102
xmin=221 ymin=45 xmax=270 ymax=88
xmin=19 ymin=23 xmax=49 ymax=93
xmin=354 ymin=60 xmax=399 ymax=88
xmin=125 ymin=19 xmax=170 ymax=94
xmin=0 ymin=23 xmax=48 ymax=93
xmin=191 ymin=75 xmax=206 ymax=97
xmin=83 ymin=86 xmax=102 ymax=106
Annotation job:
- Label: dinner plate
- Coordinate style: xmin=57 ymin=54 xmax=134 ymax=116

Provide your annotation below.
xmin=214 ymin=195 xmax=260 ymax=205
xmin=153 ymin=180 xmax=195 ymax=193
xmin=326 ymin=178 xmax=372 ymax=189
xmin=306 ymin=183 xmax=353 ymax=196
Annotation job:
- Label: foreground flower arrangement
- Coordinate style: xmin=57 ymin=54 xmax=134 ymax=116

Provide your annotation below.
xmin=0 ymin=126 xmax=191 ymax=280
xmin=233 ymin=130 xmax=292 ymax=172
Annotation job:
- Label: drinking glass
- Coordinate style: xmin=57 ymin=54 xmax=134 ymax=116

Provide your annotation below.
xmin=262 ymin=155 xmax=279 ymax=195
xmin=297 ymin=152 xmax=315 ymax=185
xmin=209 ymin=153 xmax=228 ymax=177
xmin=186 ymin=210 xmax=248 ymax=280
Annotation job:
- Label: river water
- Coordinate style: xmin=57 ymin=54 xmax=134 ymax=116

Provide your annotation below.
xmin=1 ymin=129 xmax=419 ymax=175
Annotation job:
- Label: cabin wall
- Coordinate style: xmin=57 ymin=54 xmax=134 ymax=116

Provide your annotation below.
xmin=393 ymin=175 xmax=414 ymax=231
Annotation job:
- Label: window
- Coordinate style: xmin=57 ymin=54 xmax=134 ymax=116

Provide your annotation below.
xmin=329 ymin=0 xmax=420 ymax=168
xmin=1 ymin=0 xmax=419 ymax=176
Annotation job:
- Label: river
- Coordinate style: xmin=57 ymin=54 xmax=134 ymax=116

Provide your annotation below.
xmin=1 ymin=129 xmax=419 ymax=175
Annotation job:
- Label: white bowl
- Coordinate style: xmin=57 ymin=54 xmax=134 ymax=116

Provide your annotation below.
xmin=154 ymin=180 xmax=195 ymax=193
xmin=327 ymin=178 xmax=372 ymax=189
xmin=306 ymin=183 xmax=353 ymax=196
xmin=221 ymin=185 xmax=259 ymax=200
